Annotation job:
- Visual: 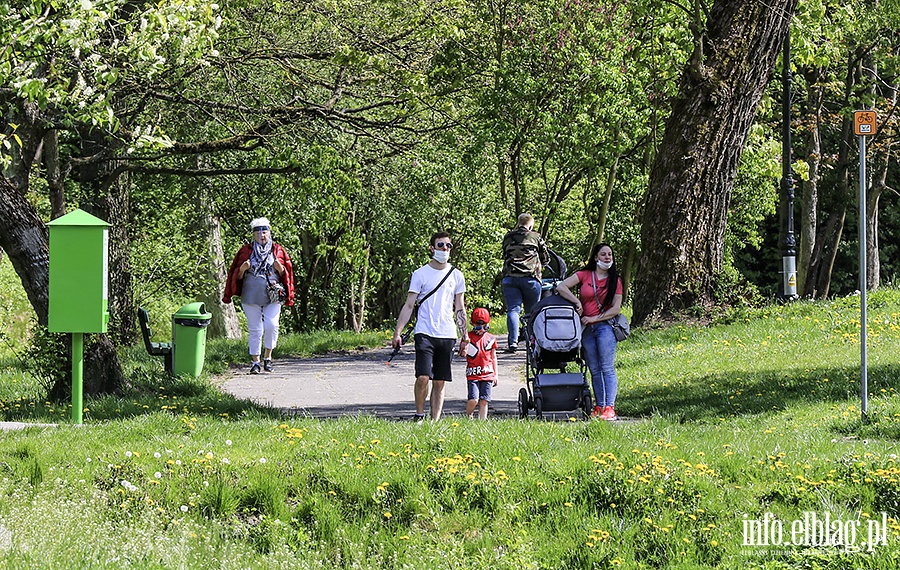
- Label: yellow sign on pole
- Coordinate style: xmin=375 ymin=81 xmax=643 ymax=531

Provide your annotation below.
xmin=853 ymin=110 xmax=877 ymax=136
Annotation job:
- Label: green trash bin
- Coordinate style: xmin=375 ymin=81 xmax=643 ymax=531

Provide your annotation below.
xmin=172 ymin=302 xmax=212 ymax=377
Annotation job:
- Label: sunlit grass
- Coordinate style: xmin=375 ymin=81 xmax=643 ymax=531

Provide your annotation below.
xmin=0 ymin=288 xmax=899 ymax=568
xmin=0 ymin=256 xmax=32 ymax=358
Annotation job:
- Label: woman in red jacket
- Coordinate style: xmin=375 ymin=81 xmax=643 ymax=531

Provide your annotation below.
xmin=223 ymin=217 xmax=295 ymax=374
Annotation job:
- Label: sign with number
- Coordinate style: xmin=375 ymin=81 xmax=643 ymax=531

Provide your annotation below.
xmin=853 ymin=110 xmax=877 ymax=136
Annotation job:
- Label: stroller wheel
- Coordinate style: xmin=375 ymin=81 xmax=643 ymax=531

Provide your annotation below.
xmin=517 ymin=388 xmax=529 ymax=419
xmin=534 ymin=397 xmax=543 ymax=420
xmin=581 ymin=395 xmax=593 ymax=420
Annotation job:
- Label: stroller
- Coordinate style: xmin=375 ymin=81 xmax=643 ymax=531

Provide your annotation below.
xmin=540 ymin=249 xmax=568 ymax=298
xmin=517 ymin=293 xmax=593 ymax=420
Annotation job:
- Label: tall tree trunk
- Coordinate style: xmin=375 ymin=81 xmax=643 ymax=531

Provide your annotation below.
xmin=797 ymin=69 xmax=824 ymax=297
xmin=621 ymin=240 xmax=637 ymax=304
xmin=864 ymin=77 xmax=897 ymax=291
xmin=202 ymin=206 xmax=242 ymax=340
xmin=0 ymin=177 xmax=51 ymax=323
xmin=591 ymin=125 xmax=621 ymax=246
xmin=633 ymin=0 xmax=798 ymax=325
xmin=813 ymin=207 xmax=845 ymax=299
xmin=43 ymin=130 xmax=67 ymax=219
xmin=3 ymin=102 xmax=43 ymax=193
xmin=510 ymin=139 xmax=524 ymax=215
xmin=349 ymin=247 xmax=370 ymax=333
xmin=866 ymin=149 xmax=893 ymax=291
xmin=497 ymin=157 xmax=509 ymax=213
xmin=803 ymin=51 xmax=864 ymax=298
xmin=198 ymin=177 xmax=241 ymax=340
xmin=107 ymin=173 xmax=136 ymax=345
xmin=866 ymin=187 xmax=882 ymax=290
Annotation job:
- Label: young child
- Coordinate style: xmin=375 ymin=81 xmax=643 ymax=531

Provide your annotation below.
xmin=463 ymin=308 xmax=499 ymax=419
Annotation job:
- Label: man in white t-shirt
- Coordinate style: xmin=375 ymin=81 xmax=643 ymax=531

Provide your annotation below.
xmin=393 ymin=232 xmax=467 ymax=421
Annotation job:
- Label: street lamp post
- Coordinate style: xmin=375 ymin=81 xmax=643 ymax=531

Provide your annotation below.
xmin=780 ymin=30 xmax=798 ymax=300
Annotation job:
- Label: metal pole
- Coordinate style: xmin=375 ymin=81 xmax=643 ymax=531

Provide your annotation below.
xmin=780 ymin=30 xmax=797 ymax=299
xmin=71 ymin=332 xmax=84 ymax=424
xmin=859 ymin=135 xmax=868 ymax=420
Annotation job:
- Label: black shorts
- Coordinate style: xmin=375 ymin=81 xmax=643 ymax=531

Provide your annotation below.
xmin=414 ymin=333 xmax=455 ymax=381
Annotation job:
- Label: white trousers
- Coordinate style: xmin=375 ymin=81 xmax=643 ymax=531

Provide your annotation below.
xmin=243 ymin=303 xmax=282 ymax=356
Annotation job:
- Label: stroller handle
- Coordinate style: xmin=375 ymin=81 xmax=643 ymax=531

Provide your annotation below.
xmin=541 ymin=278 xmax=561 ymax=292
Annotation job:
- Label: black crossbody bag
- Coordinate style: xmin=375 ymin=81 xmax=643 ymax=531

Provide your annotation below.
xmin=591 ymin=271 xmax=630 ymax=342
xmin=388 ymin=266 xmax=458 ymax=363
xmin=414 ymin=265 xmax=458 ymax=318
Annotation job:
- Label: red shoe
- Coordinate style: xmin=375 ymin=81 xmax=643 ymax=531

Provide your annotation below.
xmin=599 ymin=406 xmax=617 ymax=421
xmin=591 ymin=406 xmax=602 ymax=418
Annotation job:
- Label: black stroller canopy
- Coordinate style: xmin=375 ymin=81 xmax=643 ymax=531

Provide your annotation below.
xmin=544 ymin=249 xmax=567 ymax=280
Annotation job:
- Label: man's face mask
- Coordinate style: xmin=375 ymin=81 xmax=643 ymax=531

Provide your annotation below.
xmin=433 ymin=249 xmax=451 ymax=263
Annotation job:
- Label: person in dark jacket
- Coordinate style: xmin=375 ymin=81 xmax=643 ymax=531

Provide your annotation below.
xmin=223 ymin=217 xmax=294 ymax=374
xmin=501 ymin=213 xmax=550 ymax=352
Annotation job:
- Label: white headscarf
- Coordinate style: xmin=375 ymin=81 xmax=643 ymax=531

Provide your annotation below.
xmin=248 ymin=218 xmax=274 ymax=277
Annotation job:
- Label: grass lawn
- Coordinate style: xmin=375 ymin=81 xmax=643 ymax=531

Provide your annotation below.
xmin=0 ymin=282 xmax=899 ymax=568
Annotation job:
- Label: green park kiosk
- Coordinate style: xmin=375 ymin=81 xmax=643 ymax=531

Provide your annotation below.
xmin=47 ymin=209 xmax=110 ymax=424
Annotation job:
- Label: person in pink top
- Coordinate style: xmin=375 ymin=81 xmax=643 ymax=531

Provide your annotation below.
xmin=463 ymin=308 xmax=499 ymax=419
xmin=555 ymin=243 xmax=623 ymax=420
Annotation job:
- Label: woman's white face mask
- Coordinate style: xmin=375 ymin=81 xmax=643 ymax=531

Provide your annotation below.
xmin=597 ymin=260 xmax=613 ymax=270
xmin=433 ymin=249 xmax=451 ymax=263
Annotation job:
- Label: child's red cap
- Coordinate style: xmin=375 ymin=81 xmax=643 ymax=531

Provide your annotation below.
xmin=471 ymin=307 xmax=490 ymax=325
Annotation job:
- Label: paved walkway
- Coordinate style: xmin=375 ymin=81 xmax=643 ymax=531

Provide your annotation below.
xmin=0 ymin=422 xmax=59 ymax=431
xmin=3 ymin=343 xmax=594 ymax=430
xmin=216 ymin=343 xmax=529 ymax=419
xmin=216 ymin=342 xmax=591 ymax=421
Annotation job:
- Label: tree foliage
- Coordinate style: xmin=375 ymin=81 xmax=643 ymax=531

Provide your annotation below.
xmin=0 ymin=0 xmax=898 ymax=399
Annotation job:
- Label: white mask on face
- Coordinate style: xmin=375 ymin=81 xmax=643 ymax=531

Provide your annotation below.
xmin=433 ymin=249 xmax=451 ymax=263
xmin=597 ymin=260 xmax=613 ymax=270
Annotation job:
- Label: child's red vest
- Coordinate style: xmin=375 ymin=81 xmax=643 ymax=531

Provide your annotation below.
xmin=465 ymin=331 xmax=497 ymax=381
